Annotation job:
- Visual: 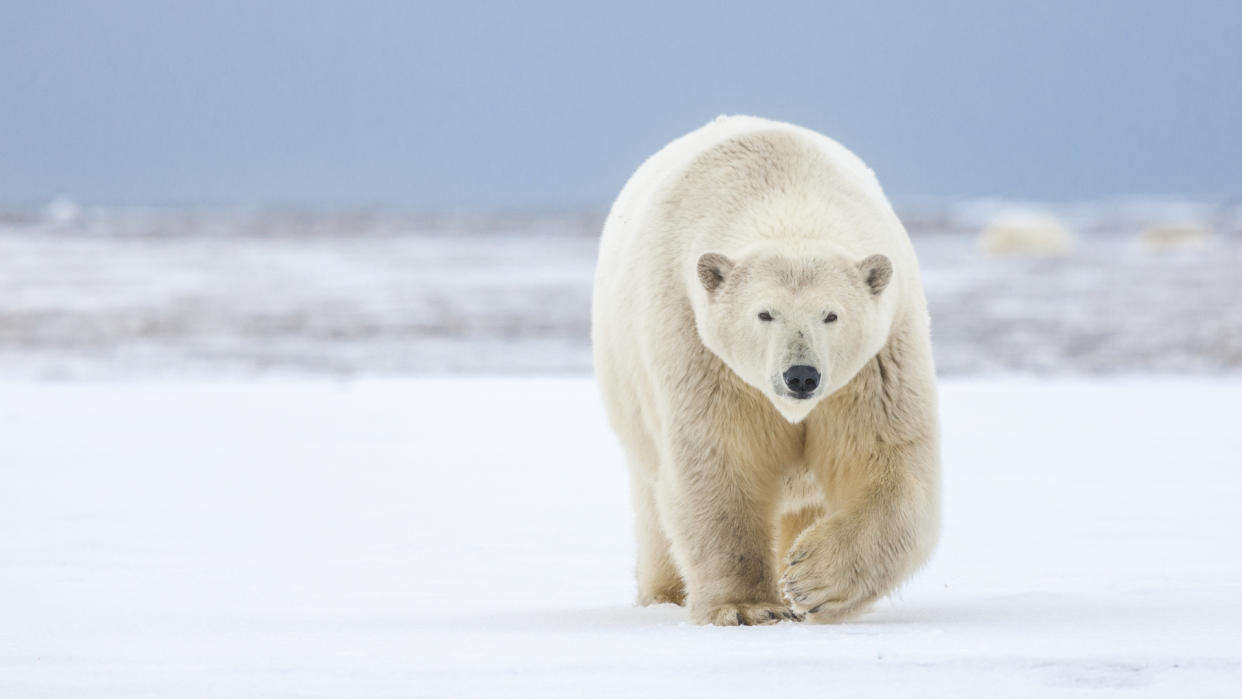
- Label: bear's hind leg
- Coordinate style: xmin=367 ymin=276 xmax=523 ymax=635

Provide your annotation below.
xmin=629 ymin=456 xmax=686 ymax=606
xmin=635 ymin=499 xmax=685 ymax=606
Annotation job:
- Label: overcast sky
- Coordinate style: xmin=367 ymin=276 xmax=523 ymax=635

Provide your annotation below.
xmin=2 ymin=1 xmax=1239 ymax=208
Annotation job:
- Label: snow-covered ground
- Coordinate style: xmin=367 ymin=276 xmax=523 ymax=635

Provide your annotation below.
xmin=4 ymin=378 xmax=1240 ymax=697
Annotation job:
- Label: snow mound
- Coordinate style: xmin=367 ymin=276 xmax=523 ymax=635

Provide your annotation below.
xmin=1140 ymin=222 xmax=1212 ymax=252
xmin=979 ymin=211 xmax=1076 ymax=257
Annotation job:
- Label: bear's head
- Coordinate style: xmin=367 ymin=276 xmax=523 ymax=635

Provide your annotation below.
xmin=694 ymin=247 xmax=894 ymax=423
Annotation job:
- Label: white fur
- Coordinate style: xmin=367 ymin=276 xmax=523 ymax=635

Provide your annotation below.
xmin=592 ymin=116 xmax=941 ymax=625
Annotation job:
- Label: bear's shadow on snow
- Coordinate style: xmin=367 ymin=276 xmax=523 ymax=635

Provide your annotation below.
xmin=404 ymin=590 xmax=1172 ymax=635
xmin=409 ymin=596 xmax=1129 ymax=632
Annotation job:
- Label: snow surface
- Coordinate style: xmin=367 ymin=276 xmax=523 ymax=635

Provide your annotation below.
xmin=3 ymin=377 xmax=1241 ymax=697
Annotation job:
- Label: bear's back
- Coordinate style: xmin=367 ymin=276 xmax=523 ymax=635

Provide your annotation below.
xmin=597 ymin=116 xmax=913 ymax=312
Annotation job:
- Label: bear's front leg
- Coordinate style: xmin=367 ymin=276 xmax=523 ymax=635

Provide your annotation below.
xmin=657 ymin=432 xmax=797 ymax=626
xmin=780 ymin=438 xmax=939 ymax=623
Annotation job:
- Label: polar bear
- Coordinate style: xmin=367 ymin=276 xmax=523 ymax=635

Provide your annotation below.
xmin=592 ymin=116 xmax=940 ymax=625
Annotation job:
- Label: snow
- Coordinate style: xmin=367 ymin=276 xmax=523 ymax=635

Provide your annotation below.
xmin=2 ymin=205 xmax=1240 ymax=378
xmin=4 ymin=377 xmax=1241 ymax=696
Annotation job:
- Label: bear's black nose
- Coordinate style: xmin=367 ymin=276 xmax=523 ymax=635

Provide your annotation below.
xmin=783 ymin=365 xmax=820 ymax=396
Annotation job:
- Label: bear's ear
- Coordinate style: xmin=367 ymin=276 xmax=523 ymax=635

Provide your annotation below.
xmin=858 ymin=254 xmax=892 ymax=296
xmin=697 ymin=252 xmax=734 ymax=293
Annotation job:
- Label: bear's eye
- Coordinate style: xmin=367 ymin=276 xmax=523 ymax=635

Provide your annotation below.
xmin=758 ymin=311 xmax=773 ymax=322
xmin=824 ymin=312 xmax=838 ymax=323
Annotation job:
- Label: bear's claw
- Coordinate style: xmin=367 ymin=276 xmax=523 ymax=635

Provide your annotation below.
xmin=694 ymin=602 xmax=801 ymax=626
xmin=780 ymin=532 xmax=876 ymax=623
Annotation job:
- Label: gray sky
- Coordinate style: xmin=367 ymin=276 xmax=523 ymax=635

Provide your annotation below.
xmin=2 ymin=1 xmax=1239 ymax=208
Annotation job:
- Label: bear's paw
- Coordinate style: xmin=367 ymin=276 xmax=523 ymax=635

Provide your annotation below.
xmin=691 ymin=601 xmax=801 ymax=626
xmin=780 ymin=527 xmax=879 ymax=623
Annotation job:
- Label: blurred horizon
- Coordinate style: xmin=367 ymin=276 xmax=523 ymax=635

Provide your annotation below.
xmin=3 ymin=1 xmax=1240 ymax=209
xmin=2 ymin=203 xmax=1239 ymax=379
